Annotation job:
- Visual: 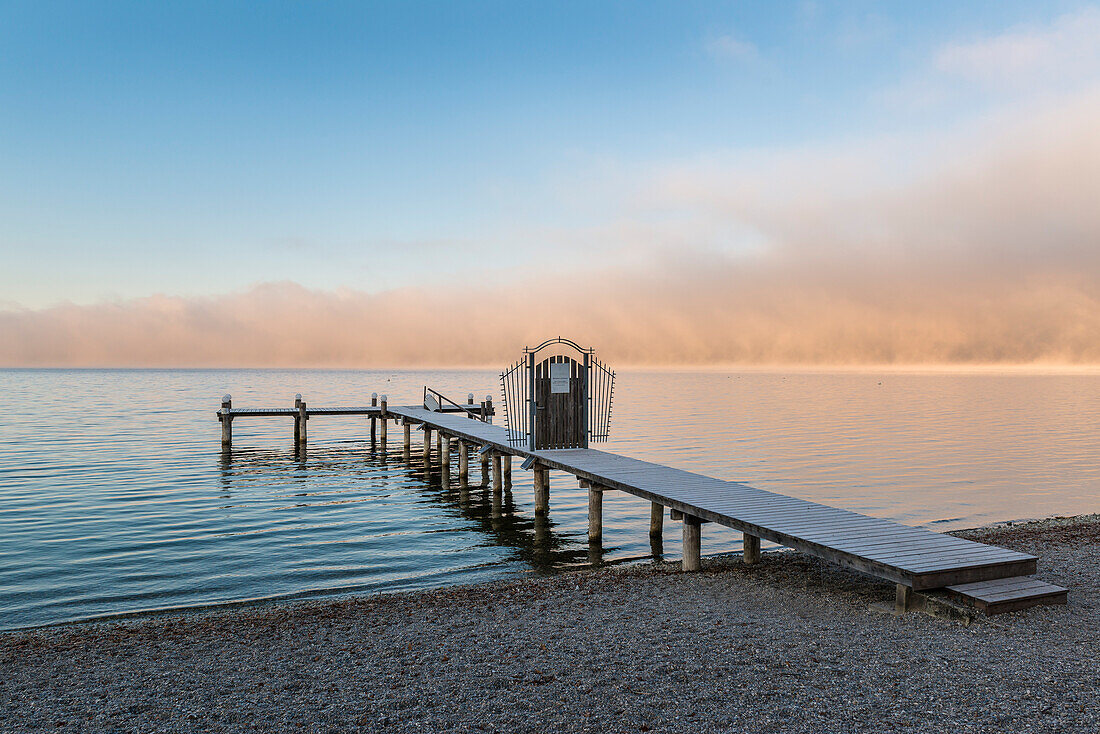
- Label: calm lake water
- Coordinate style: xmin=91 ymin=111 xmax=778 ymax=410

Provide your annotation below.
xmin=1 ymin=368 xmax=1098 ymax=630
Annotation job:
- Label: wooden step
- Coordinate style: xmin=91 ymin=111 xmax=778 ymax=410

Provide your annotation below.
xmin=944 ymin=577 xmax=1067 ymax=615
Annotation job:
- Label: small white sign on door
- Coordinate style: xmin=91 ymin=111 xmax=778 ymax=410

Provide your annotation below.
xmin=550 ymin=363 xmax=571 ymax=393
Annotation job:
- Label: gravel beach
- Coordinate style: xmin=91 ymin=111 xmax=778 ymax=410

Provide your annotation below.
xmin=2 ymin=515 xmax=1096 ymax=733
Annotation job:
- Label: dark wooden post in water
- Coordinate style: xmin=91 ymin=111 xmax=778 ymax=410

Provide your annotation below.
xmin=293 ymin=394 xmax=302 ymax=443
xmin=298 ymin=400 xmax=308 ymax=445
xmin=379 ymin=395 xmax=388 ymax=448
xmin=588 ymin=484 xmax=603 ymax=542
xmin=491 ymin=480 xmax=503 ymax=517
xmin=441 ymin=435 xmax=451 ymax=489
xmin=422 ymin=426 xmax=432 ymax=465
xmin=533 ymin=466 xmax=549 ymax=515
xmin=491 ymin=453 xmax=502 ymax=492
xmin=403 ymin=420 xmax=411 ymax=454
xmin=370 ymin=393 xmax=378 ymax=448
xmin=480 ymin=448 xmax=489 ymax=483
xmin=502 ymin=455 xmax=512 ymax=488
xmin=457 ymin=440 xmax=469 ymax=485
xmin=220 ymin=395 xmax=232 ymax=447
xmin=650 ymin=502 xmax=664 ymax=538
xmin=682 ymin=515 xmax=702 ymax=571
xmin=743 ymin=533 xmax=761 ymax=565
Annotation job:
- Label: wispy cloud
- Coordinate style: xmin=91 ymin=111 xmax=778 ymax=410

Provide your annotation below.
xmin=935 ymin=7 xmax=1100 ymax=86
xmin=881 ymin=6 xmax=1100 ymax=111
xmin=704 ymin=33 xmax=759 ymax=62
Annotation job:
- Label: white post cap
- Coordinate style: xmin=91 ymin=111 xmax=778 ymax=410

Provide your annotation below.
xmin=222 ymin=394 xmax=232 ymax=402
xmin=295 ymin=393 xmax=302 ymax=400
xmin=380 ymin=394 xmax=387 ymax=402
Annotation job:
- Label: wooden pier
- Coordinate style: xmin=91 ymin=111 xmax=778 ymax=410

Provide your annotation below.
xmin=214 ymin=393 xmax=1066 ymax=617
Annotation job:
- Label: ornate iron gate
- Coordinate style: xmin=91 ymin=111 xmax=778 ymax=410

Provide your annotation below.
xmin=500 ymin=338 xmax=615 ymax=450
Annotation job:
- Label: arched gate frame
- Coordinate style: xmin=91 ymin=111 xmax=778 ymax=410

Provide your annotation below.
xmin=500 ymin=337 xmax=615 ymax=450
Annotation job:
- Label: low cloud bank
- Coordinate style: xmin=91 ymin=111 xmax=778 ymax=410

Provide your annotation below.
xmin=5 ymin=84 xmax=1100 ymax=367
xmin=2 ymin=262 xmax=1098 ymax=367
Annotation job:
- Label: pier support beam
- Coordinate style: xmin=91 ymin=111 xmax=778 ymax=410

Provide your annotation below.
xmin=370 ymin=393 xmax=378 ymax=448
xmin=682 ymin=515 xmax=701 ymax=572
xmin=481 ymin=451 xmax=490 ymax=485
xmin=379 ymin=395 xmax=387 ymax=448
xmin=650 ymin=502 xmax=664 ymax=538
xmin=895 ymin=584 xmax=913 ymax=613
xmin=441 ymin=436 xmax=451 ymax=489
xmin=293 ymin=394 xmax=302 ymax=444
xmin=220 ymin=395 xmax=233 ymax=447
xmin=502 ymin=454 xmax=512 ymax=488
xmin=298 ymin=400 xmax=308 ymax=446
xmin=403 ymin=421 xmax=411 ymax=454
xmin=422 ymin=427 xmax=432 ymax=464
xmin=492 ymin=453 xmax=502 ymax=492
xmin=457 ymin=441 xmax=469 ymax=485
xmin=534 ymin=467 xmax=550 ymax=515
xmin=743 ymin=533 xmax=760 ymax=565
xmin=588 ymin=485 xmax=603 ymax=543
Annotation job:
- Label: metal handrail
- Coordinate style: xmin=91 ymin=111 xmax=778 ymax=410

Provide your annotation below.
xmin=423 ymin=386 xmax=485 ymax=420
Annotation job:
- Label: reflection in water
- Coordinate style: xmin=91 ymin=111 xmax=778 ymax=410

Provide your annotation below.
xmin=217 ymin=441 xmax=601 ymax=576
xmin=2 ymin=367 xmax=1099 ymax=629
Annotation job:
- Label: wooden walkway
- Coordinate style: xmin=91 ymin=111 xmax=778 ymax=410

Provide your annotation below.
xmin=222 ymin=405 xmax=484 ymax=417
xmin=213 ymin=397 xmax=1066 ymax=614
xmin=389 ymin=406 xmax=1068 ymax=614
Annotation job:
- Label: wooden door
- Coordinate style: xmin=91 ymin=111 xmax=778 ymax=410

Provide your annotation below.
xmin=533 ymin=355 xmax=586 ymax=449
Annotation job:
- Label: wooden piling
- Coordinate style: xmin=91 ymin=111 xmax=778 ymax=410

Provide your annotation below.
xmin=502 ymin=454 xmax=512 ymax=488
xmin=220 ymin=395 xmax=232 ymax=447
xmin=492 ymin=453 xmax=502 ymax=492
xmin=650 ymin=533 xmax=664 ymax=559
xmin=534 ymin=467 xmax=549 ymax=515
xmin=293 ymin=394 xmax=302 ymax=444
xmin=650 ymin=502 xmax=664 ymax=538
xmin=422 ymin=426 xmax=432 ymax=464
xmin=370 ymin=393 xmax=377 ymax=448
xmin=458 ymin=441 xmax=469 ymax=485
xmin=441 ymin=436 xmax=451 ymax=489
xmin=743 ymin=533 xmax=761 ymax=565
xmin=403 ymin=421 xmax=411 ymax=452
xmin=895 ymin=584 xmax=913 ymax=613
xmin=379 ymin=395 xmax=388 ymax=447
xmin=297 ymin=400 xmax=307 ymax=445
xmin=588 ymin=485 xmax=603 ymax=542
xmin=481 ymin=450 xmax=489 ymax=484
xmin=682 ymin=515 xmax=701 ymax=572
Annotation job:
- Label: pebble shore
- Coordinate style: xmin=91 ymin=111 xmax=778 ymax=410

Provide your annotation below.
xmin=2 ymin=515 xmax=1097 ymax=733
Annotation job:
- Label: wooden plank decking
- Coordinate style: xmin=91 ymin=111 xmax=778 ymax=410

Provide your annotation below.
xmin=391 ymin=407 xmax=1038 ymax=592
xmin=220 ymin=405 xmax=489 ymax=418
xmin=944 ymin=577 xmax=1068 ymax=615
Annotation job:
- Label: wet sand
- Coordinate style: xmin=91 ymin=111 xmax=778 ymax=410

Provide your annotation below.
xmin=2 ymin=515 xmax=1096 ymax=733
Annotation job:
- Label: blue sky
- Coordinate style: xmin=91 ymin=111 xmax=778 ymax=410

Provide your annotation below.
xmin=2 ymin=0 xmax=1092 ymax=311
